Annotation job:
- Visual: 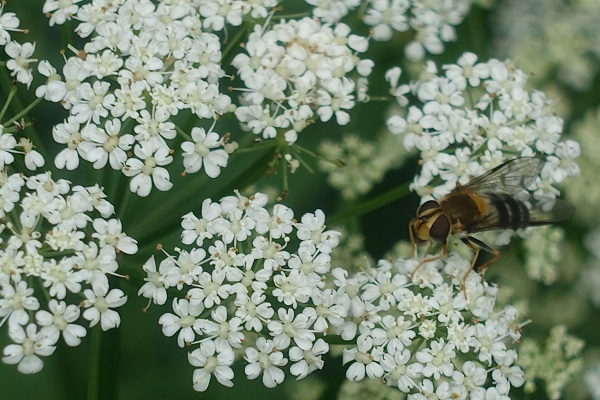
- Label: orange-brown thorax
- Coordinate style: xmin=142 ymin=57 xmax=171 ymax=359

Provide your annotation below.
xmin=439 ymin=192 xmax=488 ymax=234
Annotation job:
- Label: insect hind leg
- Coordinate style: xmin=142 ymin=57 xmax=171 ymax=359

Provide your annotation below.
xmin=461 ymin=236 xmax=501 ymax=286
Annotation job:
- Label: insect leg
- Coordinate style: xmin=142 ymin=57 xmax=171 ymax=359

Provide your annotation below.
xmin=460 ymin=236 xmax=501 ymax=286
xmin=409 ymin=219 xmax=418 ymax=258
xmin=410 ymin=241 xmax=447 ymax=278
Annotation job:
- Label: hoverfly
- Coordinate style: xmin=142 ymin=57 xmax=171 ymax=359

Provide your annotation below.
xmin=409 ymin=157 xmax=575 ymax=283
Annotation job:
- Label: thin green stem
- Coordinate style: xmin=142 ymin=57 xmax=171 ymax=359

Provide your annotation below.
xmin=87 ymin=326 xmax=101 ymax=400
xmin=222 ymin=25 xmax=250 ymax=65
xmin=0 ymin=85 xmax=17 ymax=121
xmin=3 ymin=97 xmax=42 ymax=127
xmin=328 ymin=181 xmax=412 ymax=225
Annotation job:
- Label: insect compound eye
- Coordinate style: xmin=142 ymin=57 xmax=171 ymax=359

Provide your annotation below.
xmin=417 ymin=200 xmax=440 ymax=215
xmin=429 ymin=214 xmax=450 ymax=242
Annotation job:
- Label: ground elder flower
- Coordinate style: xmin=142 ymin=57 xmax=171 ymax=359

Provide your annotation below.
xmin=142 ymin=194 xmax=526 ymax=395
xmin=38 ymin=1 xmax=237 ymax=195
xmin=318 ymin=132 xmax=406 ymax=200
xmin=232 ymin=17 xmax=372 ymax=143
xmin=518 ymin=325 xmax=584 ymax=399
xmin=0 ymin=173 xmax=137 ymax=373
xmin=492 ymin=0 xmax=600 ymax=91
xmin=336 ymin=253 xmax=526 ymax=397
xmin=522 ymin=226 xmax=564 ymax=285
xmin=362 ymin=0 xmax=472 ymax=61
xmin=387 ymin=54 xmax=580 ymax=202
xmin=141 ymin=191 xmax=342 ymax=390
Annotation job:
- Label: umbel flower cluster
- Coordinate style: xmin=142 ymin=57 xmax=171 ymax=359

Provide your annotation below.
xmin=232 ymin=16 xmax=373 ymax=143
xmin=141 ymin=192 xmax=525 ymax=396
xmin=387 ymin=53 xmax=580 ymax=201
xmin=38 ymin=0 xmax=241 ymax=196
xmin=0 ymin=169 xmax=138 ymax=374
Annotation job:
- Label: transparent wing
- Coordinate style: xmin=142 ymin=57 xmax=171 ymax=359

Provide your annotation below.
xmin=527 ymin=197 xmax=576 ymax=226
xmin=456 ymin=157 xmax=543 ymax=196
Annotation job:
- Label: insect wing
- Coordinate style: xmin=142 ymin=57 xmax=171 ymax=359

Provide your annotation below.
xmin=451 ymin=157 xmax=575 ymax=232
xmin=527 ymin=197 xmax=575 ymax=226
xmin=455 ymin=157 xmax=544 ymax=196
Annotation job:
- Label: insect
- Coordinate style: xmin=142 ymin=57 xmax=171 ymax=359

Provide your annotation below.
xmin=409 ymin=157 xmax=575 ymax=284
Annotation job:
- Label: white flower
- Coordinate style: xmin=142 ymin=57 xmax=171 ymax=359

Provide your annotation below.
xmin=381 ymin=348 xmax=422 ymax=392
xmin=231 ymin=17 xmax=371 ymax=142
xmin=202 ymin=305 xmax=244 ymax=349
xmin=92 ymin=218 xmax=138 ymax=255
xmin=316 ymin=77 xmax=355 ymax=125
xmin=0 ymin=280 xmax=40 ymax=329
xmin=0 ymin=131 xmax=17 ymax=168
xmin=0 ymin=8 xmax=20 ymax=45
xmin=188 ymin=270 xmax=232 ymax=309
xmin=2 ymin=323 xmax=56 ymax=374
xmin=181 ymin=126 xmax=229 ymax=177
xmin=81 ymin=286 xmax=127 ymax=330
xmin=181 ymin=198 xmax=222 ymax=246
xmin=364 ymin=0 xmax=410 ymax=41
xmin=133 ymin=110 xmax=175 ymax=150
xmin=36 ymin=300 xmax=86 ymax=346
xmin=244 ymin=337 xmax=288 ymax=388
xmin=43 ymin=0 xmax=82 ymax=26
xmin=80 ymin=119 xmax=134 ymax=170
xmin=19 ymin=138 xmax=46 ymax=170
xmin=234 ymin=291 xmax=274 ymax=332
xmin=267 ymin=308 xmax=316 ymax=351
xmin=159 ymin=298 xmax=205 ymax=348
xmin=289 ymin=338 xmax=329 ymax=379
xmin=387 ymin=55 xmax=579 ymax=203
xmin=199 ymin=0 xmax=245 ymax=31
xmin=306 ymin=0 xmax=360 ymax=22
xmin=272 ymin=270 xmax=312 ymax=308
xmin=138 ymin=256 xmax=170 ymax=306
xmin=123 ymin=142 xmax=173 ymax=196
xmin=71 ymin=81 xmax=115 ymax=124
xmin=40 ymin=259 xmax=82 ymax=300
xmin=188 ymin=340 xmax=235 ymax=391
xmin=52 ymin=118 xmax=84 ymax=170
xmin=342 ymin=334 xmax=385 ymax=381
xmin=5 ymin=41 xmax=36 ymax=87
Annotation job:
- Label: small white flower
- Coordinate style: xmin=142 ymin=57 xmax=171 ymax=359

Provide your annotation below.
xmin=5 ymin=41 xmax=36 ymax=87
xmin=2 ymin=323 xmax=56 ymax=374
xmin=244 ymin=337 xmax=288 ymax=388
xmin=0 ymin=280 xmax=40 ymax=329
xmin=159 ymin=298 xmax=205 ymax=348
xmin=342 ymin=334 xmax=385 ymax=381
xmin=92 ymin=218 xmax=138 ymax=255
xmin=43 ymin=0 xmax=82 ymax=26
xmin=289 ymin=338 xmax=329 ymax=379
xmin=81 ymin=286 xmax=127 ymax=330
xmin=138 ymin=256 xmax=170 ymax=306
xmin=188 ymin=340 xmax=235 ymax=391
xmin=36 ymin=300 xmax=86 ymax=346
xmin=181 ymin=126 xmax=229 ymax=177
xmin=123 ymin=142 xmax=173 ymax=196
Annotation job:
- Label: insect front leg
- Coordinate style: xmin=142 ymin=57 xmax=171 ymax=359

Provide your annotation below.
xmin=410 ymin=241 xmax=448 ymax=278
xmin=409 ymin=219 xmax=418 ymax=258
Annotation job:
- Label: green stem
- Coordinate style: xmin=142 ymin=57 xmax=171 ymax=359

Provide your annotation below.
xmin=327 ymin=181 xmax=412 ymax=225
xmin=0 ymin=85 xmax=17 ymax=122
xmin=4 ymin=97 xmax=42 ymax=128
xmin=87 ymin=326 xmax=101 ymax=400
xmin=222 ymin=24 xmax=250 ymax=65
